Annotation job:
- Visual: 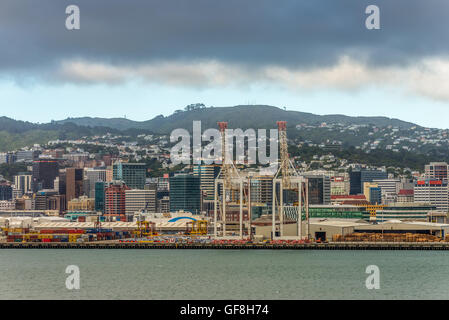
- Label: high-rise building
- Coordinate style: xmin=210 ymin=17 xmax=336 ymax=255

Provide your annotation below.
xmin=31 ymin=160 xmax=59 ymax=192
xmin=350 ymin=168 xmax=388 ymax=195
xmin=169 ymin=174 xmax=201 ymax=214
xmin=305 ymin=175 xmax=331 ymax=205
xmin=64 ymin=168 xmax=84 ymax=205
xmin=14 ymin=173 xmax=32 ymax=195
xmin=85 ymin=168 xmax=107 ymax=198
xmin=104 ymin=182 xmax=130 ymax=218
xmin=0 ymin=183 xmax=12 ymax=201
xmin=125 ymin=189 xmax=156 ymax=215
xmin=250 ymin=176 xmax=273 ymax=205
xmin=95 ymin=181 xmax=106 ymax=212
xmin=425 ymin=162 xmax=449 ymax=181
xmin=193 ymin=165 xmax=220 ymax=201
xmin=113 ymin=162 xmax=146 ymax=189
xmin=414 ymin=180 xmax=449 ymax=211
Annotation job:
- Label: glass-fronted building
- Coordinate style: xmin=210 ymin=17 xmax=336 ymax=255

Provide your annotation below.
xmin=113 ymin=162 xmax=146 ymax=189
xmin=169 ymin=174 xmax=201 ymax=214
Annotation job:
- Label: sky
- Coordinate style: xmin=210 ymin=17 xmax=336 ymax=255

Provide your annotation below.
xmin=0 ymin=0 xmax=449 ymax=128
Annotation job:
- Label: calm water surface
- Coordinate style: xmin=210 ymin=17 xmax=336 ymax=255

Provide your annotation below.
xmin=0 ymin=249 xmax=448 ymax=300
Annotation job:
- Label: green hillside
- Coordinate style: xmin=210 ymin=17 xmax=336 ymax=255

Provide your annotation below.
xmin=56 ymin=105 xmax=417 ymax=132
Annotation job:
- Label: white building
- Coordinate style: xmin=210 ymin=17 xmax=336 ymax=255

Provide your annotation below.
xmin=414 ymin=180 xmax=449 ymax=212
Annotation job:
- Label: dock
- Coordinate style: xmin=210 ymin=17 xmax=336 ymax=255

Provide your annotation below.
xmin=2 ymin=242 xmax=449 ymax=250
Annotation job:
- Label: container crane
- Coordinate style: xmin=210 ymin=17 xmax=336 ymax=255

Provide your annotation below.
xmin=272 ymin=121 xmax=308 ymax=240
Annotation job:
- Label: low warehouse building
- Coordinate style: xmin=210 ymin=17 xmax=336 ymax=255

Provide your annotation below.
xmin=354 ymin=220 xmax=449 ymax=238
xmin=252 ymin=217 xmax=449 ymax=240
xmin=253 ymin=218 xmax=368 ymax=241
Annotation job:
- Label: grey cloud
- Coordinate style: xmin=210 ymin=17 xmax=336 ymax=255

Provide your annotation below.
xmin=0 ymin=0 xmax=448 ymax=75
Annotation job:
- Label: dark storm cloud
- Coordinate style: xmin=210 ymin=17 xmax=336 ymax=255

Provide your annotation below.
xmin=0 ymin=0 xmax=448 ymax=73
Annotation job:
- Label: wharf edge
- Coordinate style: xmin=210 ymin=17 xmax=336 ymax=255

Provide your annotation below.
xmin=2 ymin=242 xmax=449 ymax=250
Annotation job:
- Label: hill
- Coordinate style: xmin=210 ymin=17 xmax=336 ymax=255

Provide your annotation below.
xmin=55 ymin=105 xmax=417 ymax=132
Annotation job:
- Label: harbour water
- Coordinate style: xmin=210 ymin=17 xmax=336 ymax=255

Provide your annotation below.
xmin=1 ymin=249 xmax=449 ymax=300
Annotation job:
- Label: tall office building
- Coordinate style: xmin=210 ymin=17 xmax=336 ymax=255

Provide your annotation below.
xmin=104 ymin=182 xmax=130 ymax=218
xmin=113 ymin=162 xmax=146 ymax=189
xmin=250 ymin=176 xmax=273 ymax=205
xmin=14 ymin=173 xmax=32 ymax=195
xmin=350 ymin=168 xmax=388 ymax=195
xmin=125 ymin=189 xmax=157 ymax=215
xmin=169 ymin=174 xmax=201 ymax=214
xmin=31 ymin=160 xmax=59 ymax=192
xmin=414 ymin=180 xmax=449 ymax=211
xmin=0 ymin=183 xmax=12 ymax=201
xmin=85 ymin=168 xmax=107 ymax=198
xmin=95 ymin=181 xmax=106 ymax=212
xmin=193 ymin=165 xmax=220 ymax=201
xmin=305 ymin=175 xmax=331 ymax=205
xmin=65 ymin=168 xmax=84 ymax=204
xmin=425 ymin=162 xmax=449 ymax=180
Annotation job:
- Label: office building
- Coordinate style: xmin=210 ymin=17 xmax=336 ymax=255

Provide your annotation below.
xmin=32 ymin=160 xmax=59 ymax=192
xmin=250 ymin=176 xmax=273 ymax=205
xmin=125 ymin=189 xmax=156 ymax=215
xmin=113 ymin=162 xmax=146 ymax=189
xmin=350 ymin=168 xmax=387 ymax=195
xmin=414 ymin=180 xmax=449 ymax=212
xmin=0 ymin=184 xmax=12 ymax=201
xmin=305 ymin=175 xmax=331 ymax=205
xmin=104 ymin=182 xmax=130 ymax=218
xmin=16 ymin=150 xmax=37 ymax=162
xmin=64 ymin=168 xmax=84 ymax=204
xmin=156 ymin=174 xmax=170 ymax=191
xmin=34 ymin=190 xmax=64 ymax=212
xmin=193 ymin=165 xmax=220 ymax=201
xmin=85 ymin=168 xmax=107 ymax=198
xmin=95 ymin=181 xmax=106 ymax=212
xmin=425 ymin=162 xmax=449 ymax=180
xmin=158 ymin=196 xmax=170 ymax=213
xmin=14 ymin=174 xmax=32 ymax=195
xmin=0 ymin=153 xmax=15 ymax=164
xmin=330 ymin=176 xmax=350 ymax=195
xmin=169 ymin=174 xmax=201 ymax=214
